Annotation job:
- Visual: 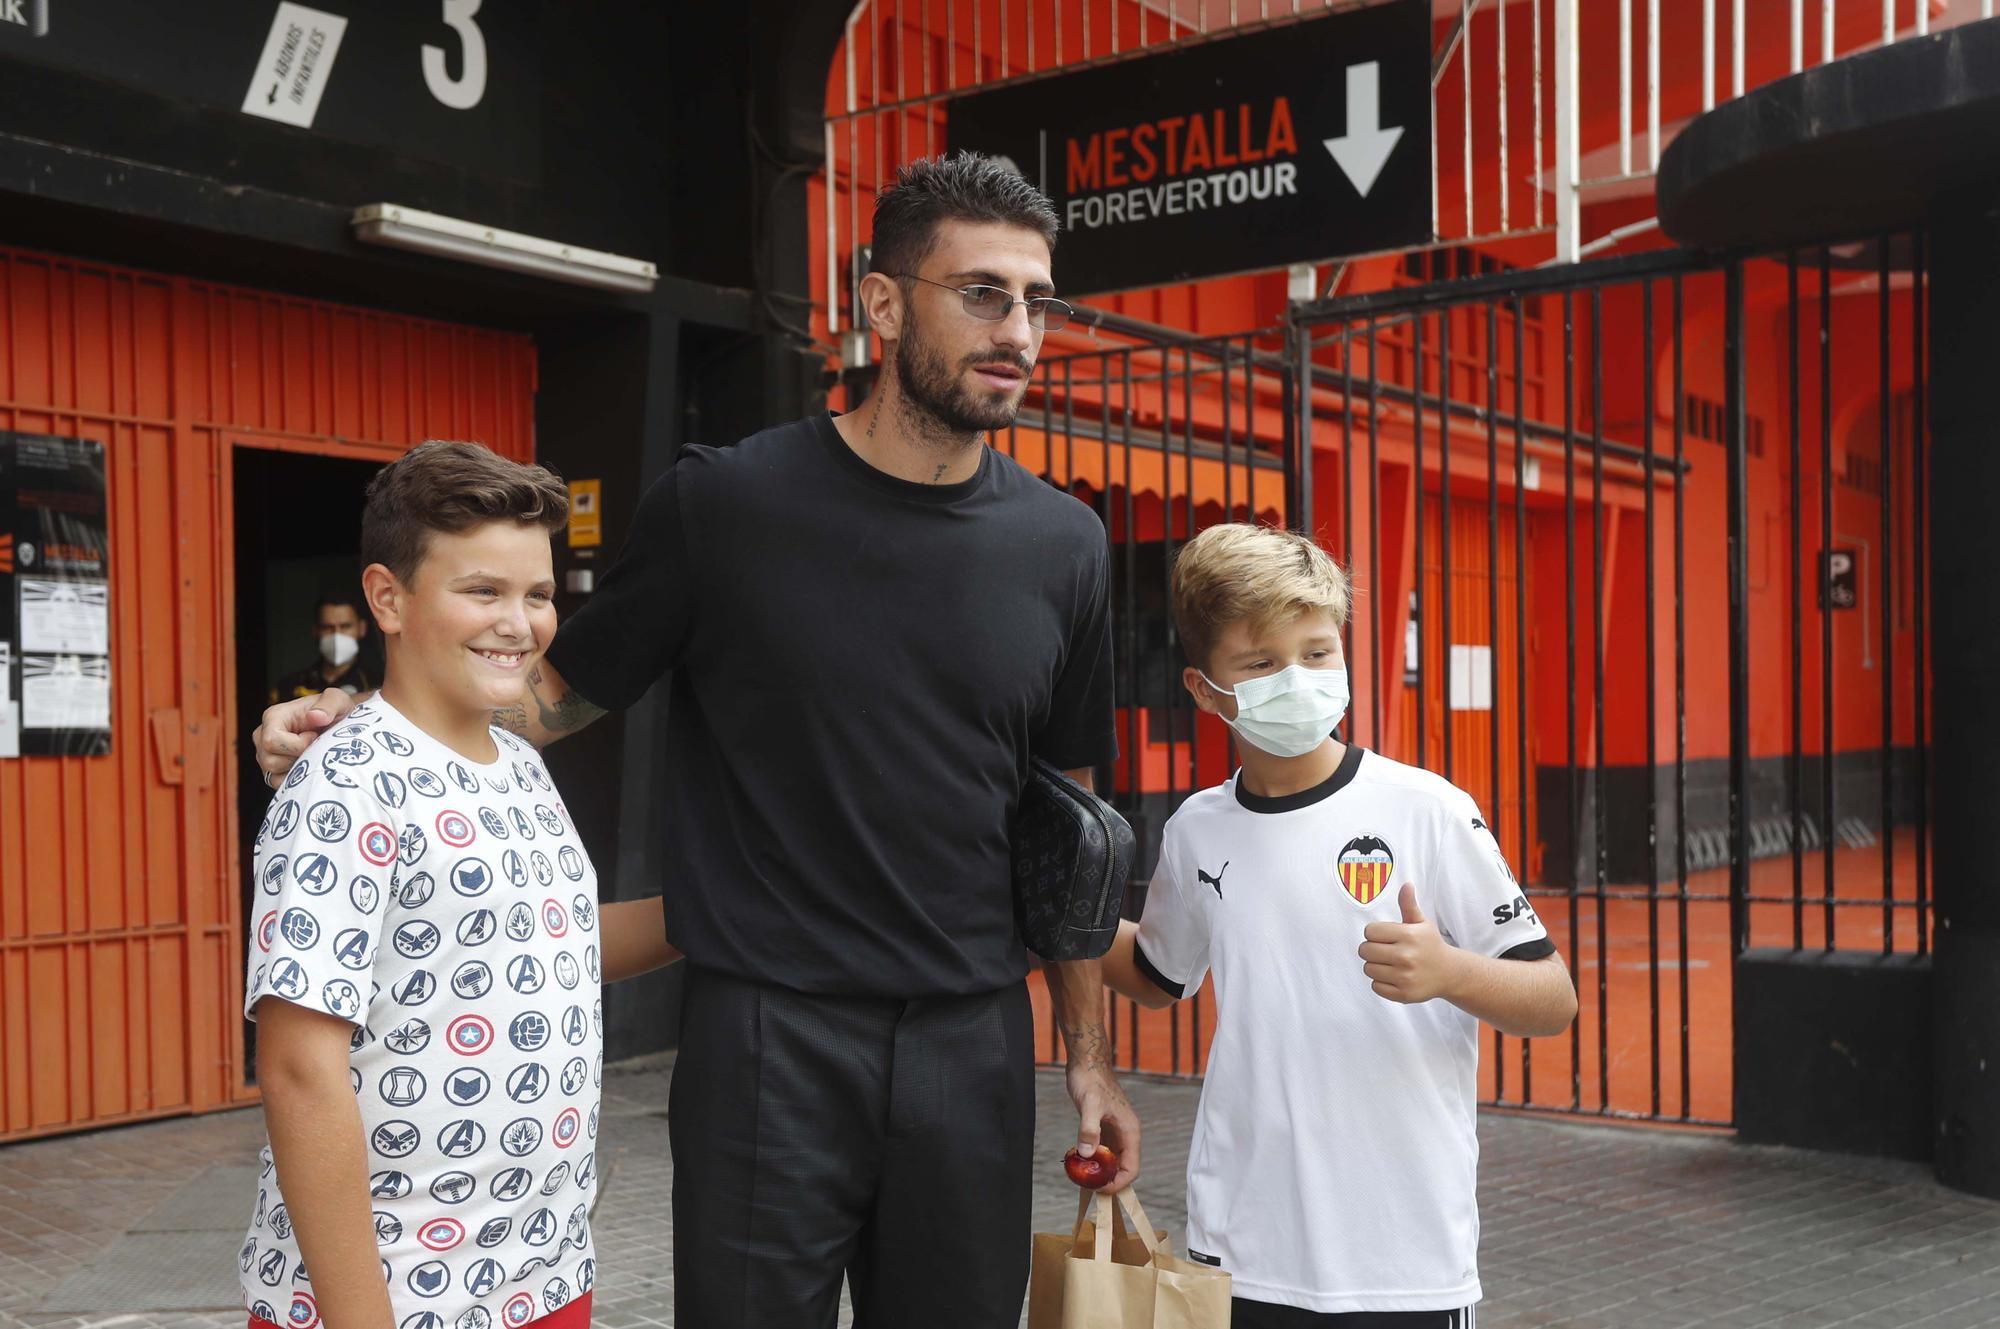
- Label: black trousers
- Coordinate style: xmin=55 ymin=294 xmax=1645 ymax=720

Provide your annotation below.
xmin=668 ymin=964 xmax=1036 ymax=1328
xmin=1233 ymin=1300 xmax=1478 ymax=1329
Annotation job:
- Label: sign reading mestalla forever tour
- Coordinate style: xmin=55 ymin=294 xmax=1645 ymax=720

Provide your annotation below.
xmin=946 ymin=0 xmax=1431 ymax=295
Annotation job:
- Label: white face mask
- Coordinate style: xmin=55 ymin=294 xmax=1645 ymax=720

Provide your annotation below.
xmin=1201 ymin=665 xmax=1349 ymax=758
xmin=319 ymin=631 xmax=360 ymax=668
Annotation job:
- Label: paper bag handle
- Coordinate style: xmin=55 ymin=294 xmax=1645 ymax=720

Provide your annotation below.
xmin=1114 ymin=1187 xmax=1163 ymax=1256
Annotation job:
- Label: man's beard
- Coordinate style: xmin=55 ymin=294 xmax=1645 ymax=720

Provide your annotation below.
xmin=893 ymin=311 xmax=1030 ymax=437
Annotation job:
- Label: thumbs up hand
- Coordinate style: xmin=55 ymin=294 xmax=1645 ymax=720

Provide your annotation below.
xmin=1358 ymin=882 xmax=1461 ymax=1004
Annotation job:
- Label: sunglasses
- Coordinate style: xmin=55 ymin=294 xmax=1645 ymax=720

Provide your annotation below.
xmin=895 ymin=274 xmax=1074 ymax=331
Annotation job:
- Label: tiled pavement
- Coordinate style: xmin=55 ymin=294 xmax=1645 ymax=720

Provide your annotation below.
xmin=4 ymin=1055 xmax=2000 ymax=1329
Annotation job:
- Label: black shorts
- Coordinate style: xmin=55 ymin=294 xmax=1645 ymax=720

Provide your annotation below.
xmin=1232 ymin=1299 xmax=1481 ymax=1329
xmin=667 ymin=965 xmax=1037 ymax=1329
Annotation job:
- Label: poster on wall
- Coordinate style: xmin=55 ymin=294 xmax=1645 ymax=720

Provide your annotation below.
xmin=0 ymin=432 xmax=111 ymax=757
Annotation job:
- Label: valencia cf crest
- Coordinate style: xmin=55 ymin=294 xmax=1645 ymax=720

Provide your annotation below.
xmin=1336 ymin=834 xmax=1395 ymax=905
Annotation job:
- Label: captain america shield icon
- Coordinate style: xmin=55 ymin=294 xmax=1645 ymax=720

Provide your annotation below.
xmin=552 ymin=1106 xmax=582 ymax=1149
xmin=542 ymin=901 xmax=568 ymax=938
xmin=287 ymin=1293 xmax=320 ymax=1329
xmin=416 ymin=1217 xmax=465 ymax=1251
xmin=1336 ymin=834 xmax=1396 ymax=906
xmin=436 ymin=810 xmax=476 ymax=848
xmin=503 ymin=1294 xmax=536 ymax=1327
xmin=257 ymin=911 xmax=278 ymax=951
xmin=446 ymin=1014 xmax=494 ymax=1056
xmin=357 ymin=823 xmax=398 ymax=867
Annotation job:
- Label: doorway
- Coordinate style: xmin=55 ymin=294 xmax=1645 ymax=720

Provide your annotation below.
xmin=230 ymin=445 xmax=385 ymax=1081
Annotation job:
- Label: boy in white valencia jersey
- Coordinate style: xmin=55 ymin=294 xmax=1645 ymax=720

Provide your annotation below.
xmin=241 ymin=443 xmax=677 ymax=1329
xmin=1102 ymin=524 xmax=1578 ymax=1329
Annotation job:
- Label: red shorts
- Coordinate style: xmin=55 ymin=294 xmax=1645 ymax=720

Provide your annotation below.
xmin=251 ymin=1291 xmax=591 ymax=1329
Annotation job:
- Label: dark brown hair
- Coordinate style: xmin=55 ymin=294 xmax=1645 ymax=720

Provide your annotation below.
xmin=870 ymin=152 xmax=1060 ymax=279
xmin=360 ymin=441 xmax=568 ymax=585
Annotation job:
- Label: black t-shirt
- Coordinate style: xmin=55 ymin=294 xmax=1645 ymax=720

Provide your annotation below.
xmin=545 ymin=413 xmax=1117 ymax=998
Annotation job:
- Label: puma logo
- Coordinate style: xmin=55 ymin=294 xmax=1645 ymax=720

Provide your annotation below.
xmin=1197 ymin=862 xmax=1229 ymax=898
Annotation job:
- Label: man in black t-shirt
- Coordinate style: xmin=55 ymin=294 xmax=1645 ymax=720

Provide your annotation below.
xmin=254 ymin=154 xmax=1137 ymax=1328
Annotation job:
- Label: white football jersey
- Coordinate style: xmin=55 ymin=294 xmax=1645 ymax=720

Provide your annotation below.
xmin=1135 ymin=745 xmax=1552 ymax=1314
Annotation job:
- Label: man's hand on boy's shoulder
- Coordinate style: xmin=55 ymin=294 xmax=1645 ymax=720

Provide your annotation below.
xmin=1357 ymin=883 xmax=1463 ymax=1005
xmin=255 ymin=687 xmax=356 ymax=785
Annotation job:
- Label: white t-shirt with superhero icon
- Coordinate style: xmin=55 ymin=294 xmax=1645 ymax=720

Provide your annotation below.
xmin=240 ymin=697 xmax=602 ymax=1329
xmin=1134 ymin=745 xmax=1553 ymax=1314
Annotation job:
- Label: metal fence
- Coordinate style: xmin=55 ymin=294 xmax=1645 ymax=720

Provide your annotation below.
xmin=972 ymin=234 xmax=1931 ymax=1127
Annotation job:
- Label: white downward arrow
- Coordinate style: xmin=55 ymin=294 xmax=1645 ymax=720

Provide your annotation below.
xmin=1323 ymin=61 xmax=1405 ymax=198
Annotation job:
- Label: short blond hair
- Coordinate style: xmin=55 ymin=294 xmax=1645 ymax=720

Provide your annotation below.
xmin=1172 ymin=523 xmax=1351 ymax=669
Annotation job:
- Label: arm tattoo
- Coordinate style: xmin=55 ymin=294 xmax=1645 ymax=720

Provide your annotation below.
xmin=529 ymin=666 xmax=605 ymax=736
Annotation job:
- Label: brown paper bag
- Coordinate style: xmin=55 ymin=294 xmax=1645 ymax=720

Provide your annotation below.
xmin=1027 ymin=1188 xmax=1232 ymax=1329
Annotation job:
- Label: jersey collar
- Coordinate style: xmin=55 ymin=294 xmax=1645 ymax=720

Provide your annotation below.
xmin=1233 ymin=743 xmax=1365 ymax=814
